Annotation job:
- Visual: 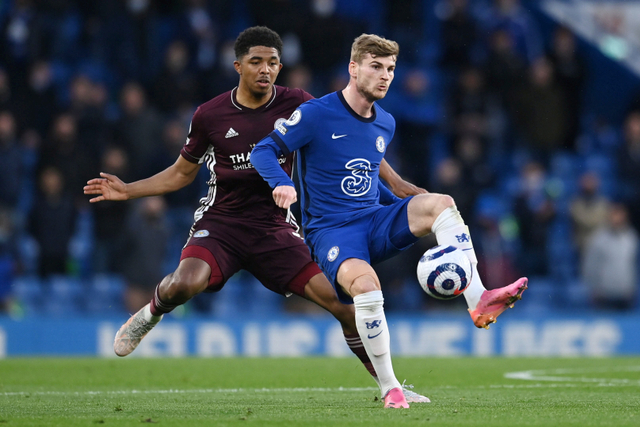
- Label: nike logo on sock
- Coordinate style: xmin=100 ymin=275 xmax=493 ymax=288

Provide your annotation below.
xmin=367 ymin=330 xmax=383 ymax=339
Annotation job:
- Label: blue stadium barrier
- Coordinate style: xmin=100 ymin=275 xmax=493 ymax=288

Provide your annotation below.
xmin=2 ymin=312 xmax=640 ymax=357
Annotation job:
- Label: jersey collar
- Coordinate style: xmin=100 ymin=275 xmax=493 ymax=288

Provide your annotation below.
xmin=231 ymin=86 xmax=278 ymax=111
xmin=337 ymin=90 xmax=377 ymax=123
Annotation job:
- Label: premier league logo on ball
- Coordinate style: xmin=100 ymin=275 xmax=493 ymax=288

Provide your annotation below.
xmin=416 ymin=245 xmax=472 ymax=300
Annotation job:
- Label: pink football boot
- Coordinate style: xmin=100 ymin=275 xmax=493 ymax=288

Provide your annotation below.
xmin=468 ymin=277 xmax=528 ymax=329
xmin=384 ymin=387 xmax=410 ymax=408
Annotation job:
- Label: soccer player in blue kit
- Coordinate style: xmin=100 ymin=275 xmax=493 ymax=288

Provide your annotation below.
xmin=252 ymin=33 xmax=528 ymax=408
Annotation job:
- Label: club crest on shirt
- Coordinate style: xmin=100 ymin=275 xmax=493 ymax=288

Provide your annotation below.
xmin=285 ymin=109 xmax=302 ymax=126
xmin=327 ymin=246 xmax=340 ymax=262
xmin=193 ymin=230 xmax=209 ymax=238
xmin=376 ymin=136 xmax=385 ymax=153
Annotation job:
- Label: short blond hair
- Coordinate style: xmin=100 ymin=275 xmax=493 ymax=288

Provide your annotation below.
xmin=350 ymin=34 xmax=399 ymax=64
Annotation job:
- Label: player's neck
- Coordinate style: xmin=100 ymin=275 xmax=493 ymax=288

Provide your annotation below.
xmin=235 ymin=85 xmax=273 ymax=109
xmin=341 ymin=85 xmax=374 ymax=118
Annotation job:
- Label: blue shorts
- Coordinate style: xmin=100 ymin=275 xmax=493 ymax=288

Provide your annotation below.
xmin=306 ymin=197 xmax=419 ymax=303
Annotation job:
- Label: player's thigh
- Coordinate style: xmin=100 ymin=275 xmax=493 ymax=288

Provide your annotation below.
xmin=308 ymin=225 xmax=370 ymax=290
xmin=247 ymin=227 xmax=319 ymax=296
xmin=182 ymin=221 xmax=245 ymax=291
xmin=367 ymin=198 xmax=419 ymax=263
xmin=406 ymin=193 xmax=455 ymax=237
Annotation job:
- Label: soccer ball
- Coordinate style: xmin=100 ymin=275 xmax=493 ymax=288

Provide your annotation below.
xmin=417 ymin=245 xmax=472 ymax=300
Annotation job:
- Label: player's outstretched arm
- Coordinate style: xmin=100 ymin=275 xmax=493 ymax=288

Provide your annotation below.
xmin=84 ymin=156 xmax=201 ymax=203
xmin=84 ymin=173 xmax=128 ymax=203
xmin=379 ymin=159 xmax=427 ymax=198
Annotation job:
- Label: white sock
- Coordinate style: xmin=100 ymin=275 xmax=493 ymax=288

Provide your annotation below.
xmin=353 ymin=290 xmax=400 ymax=396
xmin=431 ymin=206 xmax=486 ymax=310
xmin=142 ymin=303 xmax=163 ymax=323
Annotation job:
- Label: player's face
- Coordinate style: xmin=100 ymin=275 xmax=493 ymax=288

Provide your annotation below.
xmin=351 ymin=54 xmax=396 ymax=102
xmin=235 ymin=46 xmax=283 ymax=99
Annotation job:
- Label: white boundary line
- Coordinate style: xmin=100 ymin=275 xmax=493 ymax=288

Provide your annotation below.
xmin=504 ymin=366 xmax=640 ymax=387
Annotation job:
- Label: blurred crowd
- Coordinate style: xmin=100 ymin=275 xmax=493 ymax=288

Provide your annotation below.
xmin=0 ymin=0 xmax=638 ymax=317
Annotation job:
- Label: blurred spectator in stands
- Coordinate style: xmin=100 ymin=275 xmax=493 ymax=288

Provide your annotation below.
xmin=569 ymin=171 xmax=610 ymax=257
xmin=91 ymin=146 xmax=131 ymax=275
xmin=582 ymin=203 xmax=638 ymax=311
xmin=151 ymin=118 xmax=201 ymax=259
xmin=151 ymin=40 xmax=201 ymax=115
xmin=431 ymin=157 xmax=475 ymax=224
xmin=483 ymin=28 xmax=527 ymax=109
xmin=547 ymin=26 xmax=587 ymax=152
xmin=384 ymin=0 xmax=424 ymax=65
xmin=121 ymin=196 xmax=169 ymax=313
xmin=67 ymin=74 xmax=111 ymax=160
xmin=28 ymin=166 xmax=77 ymax=278
xmin=299 ymin=0 xmax=361 ymax=89
xmin=0 ymin=111 xmax=23 ymax=211
xmin=0 ymin=207 xmax=16 ymax=313
xmin=282 ymin=63 xmax=317 ymax=97
xmin=182 ymin=0 xmax=218 ymax=74
xmin=0 ymin=0 xmax=41 ymax=95
xmin=577 ymin=115 xmax=619 ymax=156
xmin=16 ymin=128 xmax=41 ymax=220
xmin=449 ymin=67 xmax=496 ymax=141
xmin=473 ymin=195 xmax=519 ymax=290
xmin=437 ymin=0 xmax=481 ymax=74
xmin=113 ymin=81 xmax=163 ymax=180
xmin=39 ymin=112 xmax=95 ymax=204
xmin=248 ymin=0 xmax=304 ymax=40
xmin=31 ymin=0 xmax=82 ymax=64
xmin=512 ymin=57 xmax=567 ymax=164
xmin=383 ymin=69 xmax=441 ymax=188
xmin=82 ymin=0 xmax=156 ymax=84
xmin=617 ymin=111 xmax=640 ymax=231
xmin=328 ymin=71 xmax=349 ymax=94
xmin=477 ymin=0 xmax=544 ymax=64
xmin=0 ymin=68 xmax=12 ymax=112
xmin=513 ymin=161 xmax=556 ymax=276
xmin=11 ymin=60 xmax=58 ymax=136
xmin=454 ymin=133 xmax=496 ymax=194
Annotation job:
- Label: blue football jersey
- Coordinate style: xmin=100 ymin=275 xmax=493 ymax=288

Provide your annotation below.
xmin=252 ymin=91 xmax=396 ymax=234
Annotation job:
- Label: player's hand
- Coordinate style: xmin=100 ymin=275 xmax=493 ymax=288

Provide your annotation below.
xmin=391 ymin=180 xmax=428 ymax=198
xmin=83 ymin=172 xmax=128 ymax=203
xmin=272 ymin=185 xmax=297 ymax=209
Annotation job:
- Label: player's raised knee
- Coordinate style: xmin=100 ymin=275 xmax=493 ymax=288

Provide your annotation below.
xmin=434 ymin=193 xmax=456 ymax=212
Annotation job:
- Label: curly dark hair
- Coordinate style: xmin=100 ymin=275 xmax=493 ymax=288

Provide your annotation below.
xmin=234 ymin=26 xmax=283 ymax=60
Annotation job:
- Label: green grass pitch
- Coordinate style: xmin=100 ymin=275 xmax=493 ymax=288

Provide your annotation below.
xmin=1 ymin=357 xmax=639 ymax=426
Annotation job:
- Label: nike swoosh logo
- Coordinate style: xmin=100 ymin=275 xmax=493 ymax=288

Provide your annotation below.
xmin=367 ymin=330 xmax=383 ymax=339
xmin=332 ymin=133 xmax=347 ymax=139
